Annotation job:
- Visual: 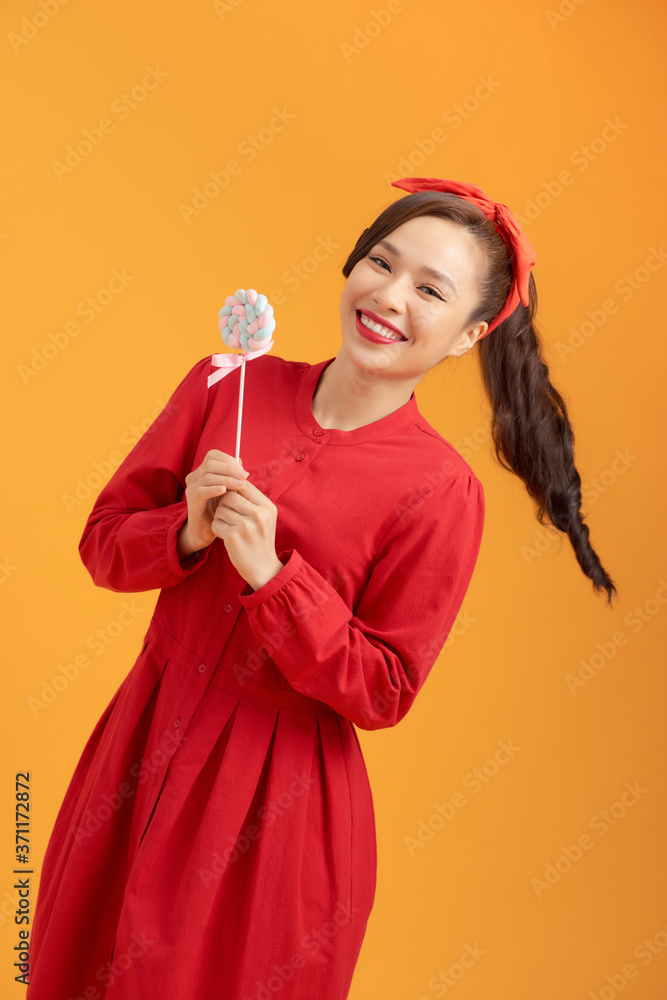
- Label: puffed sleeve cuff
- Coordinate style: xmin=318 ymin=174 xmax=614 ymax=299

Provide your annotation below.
xmin=238 ymin=548 xmax=353 ymax=641
xmin=82 ymin=500 xmax=214 ymax=593
xmin=169 ymin=502 xmax=214 ymax=577
xmin=239 ymin=549 xmax=310 ymax=606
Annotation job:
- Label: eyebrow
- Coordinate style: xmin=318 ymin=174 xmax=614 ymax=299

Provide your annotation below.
xmin=375 ymin=239 xmax=459 ymax=298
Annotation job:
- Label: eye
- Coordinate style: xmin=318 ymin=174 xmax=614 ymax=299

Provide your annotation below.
xmin=422 ymin=286 xmax=445 ymax=300
xmin=368 ymin=254 xmax=446 ymax=301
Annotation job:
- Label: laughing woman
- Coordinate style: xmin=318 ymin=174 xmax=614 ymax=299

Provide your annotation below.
xmin=26 ymin=177 xmax=617 ymax=1000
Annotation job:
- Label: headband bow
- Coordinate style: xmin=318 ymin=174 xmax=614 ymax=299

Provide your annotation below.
xmin=390 ymin=177 xmax=537 ymax=338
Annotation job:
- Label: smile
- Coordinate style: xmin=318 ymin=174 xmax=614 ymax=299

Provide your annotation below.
xmin=356 ymin=310 xmax=406 ymax=343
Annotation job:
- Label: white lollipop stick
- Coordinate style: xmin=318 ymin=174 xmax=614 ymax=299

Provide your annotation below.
xmin=235 ymin=359 xmax=246 ymax=463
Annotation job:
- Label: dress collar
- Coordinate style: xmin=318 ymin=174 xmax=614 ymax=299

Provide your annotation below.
xmin=294 ymin=357 xmax=420 ymax=446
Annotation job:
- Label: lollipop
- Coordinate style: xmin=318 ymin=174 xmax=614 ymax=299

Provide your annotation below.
xmin=207 ymin=288 xmax=276 ymax=463
xmin=219 ymin=288 xmax=275 ymax=352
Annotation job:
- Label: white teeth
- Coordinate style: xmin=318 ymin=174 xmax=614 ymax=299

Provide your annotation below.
xmin=359 ymin=312 xmax=405 ymax=342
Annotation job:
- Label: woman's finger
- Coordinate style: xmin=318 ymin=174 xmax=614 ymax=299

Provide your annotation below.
xmin=216 ymin=489 xmax=255 ymax=513
xmin=201 ymin=450 xmax=248 ymax=477
xmin=225 ymin=477 xmax=269 ymax=506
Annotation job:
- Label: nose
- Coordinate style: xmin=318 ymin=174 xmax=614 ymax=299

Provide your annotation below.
xmin=371 ymin=273 xmax=407 ymax=314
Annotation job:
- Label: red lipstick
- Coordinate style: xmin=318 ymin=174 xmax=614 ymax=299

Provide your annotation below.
xmin=355 ymin=310 xmax=406 ymax=345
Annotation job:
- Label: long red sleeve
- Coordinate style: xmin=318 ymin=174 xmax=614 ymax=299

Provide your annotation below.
xmin=78 ymin=356 xmax=214 ymax=592
xmin=239 ymin=473 xmax=485 ymax=730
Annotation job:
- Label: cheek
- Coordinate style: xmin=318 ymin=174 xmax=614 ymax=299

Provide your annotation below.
xmin=410 ymin=306 xmax=441 ymax=339
xmin=345 ymin=265 xmax=373 ymax=297
xmin=341 ymin=285 xmax=361 ymax=315
xmin=341 ymin=282 xmax=355 ymax=303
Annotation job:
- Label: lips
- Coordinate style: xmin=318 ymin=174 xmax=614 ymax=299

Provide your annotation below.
xmin=356 ymin=310 xmax=407 ymax=341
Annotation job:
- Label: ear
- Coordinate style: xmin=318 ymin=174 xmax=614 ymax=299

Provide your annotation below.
xmin=450 ymin=320 xmax=489 ymax=357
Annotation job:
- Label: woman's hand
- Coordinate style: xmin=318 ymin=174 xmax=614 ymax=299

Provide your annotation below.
xmin=178 ymin=449 xmax=250 ymax=556
xmin=211 ymin=478 xmax=284 ymax=591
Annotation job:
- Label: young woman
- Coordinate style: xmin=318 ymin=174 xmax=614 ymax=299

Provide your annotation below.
xmin=26 ymin=177 xmax=617 ymax=1000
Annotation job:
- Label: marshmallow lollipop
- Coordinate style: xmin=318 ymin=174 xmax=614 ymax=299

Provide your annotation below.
xmin=219 ymin=288 xmax=275 ymax=352
xmin=213 ymin=288 xmax=276 ymax=462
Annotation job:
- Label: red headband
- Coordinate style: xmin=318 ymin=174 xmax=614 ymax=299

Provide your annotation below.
xmin=390 ymin=177 xmax=537 ymax=338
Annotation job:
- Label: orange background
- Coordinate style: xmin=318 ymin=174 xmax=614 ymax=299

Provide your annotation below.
xmin=2 ymin=1 xmax=666 ymax=997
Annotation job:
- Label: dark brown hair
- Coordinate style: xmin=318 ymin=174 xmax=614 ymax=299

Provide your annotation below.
xmin=342 ymin=190 xmax=618 ymax=606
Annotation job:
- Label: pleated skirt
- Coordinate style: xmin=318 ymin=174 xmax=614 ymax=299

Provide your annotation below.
xmin=26 ymin=616 xmax=377 ymax=999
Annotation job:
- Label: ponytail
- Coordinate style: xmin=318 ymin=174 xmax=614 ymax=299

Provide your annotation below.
xmin=478 ymin=274 xmax=618 ymax=606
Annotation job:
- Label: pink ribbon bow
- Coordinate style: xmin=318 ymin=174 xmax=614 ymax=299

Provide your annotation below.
xmin=207 ymin=338 xmax=275 ymax=389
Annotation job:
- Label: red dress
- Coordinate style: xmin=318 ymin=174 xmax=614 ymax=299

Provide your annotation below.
xmin=26 ymin=353 xmax=485 ymax=999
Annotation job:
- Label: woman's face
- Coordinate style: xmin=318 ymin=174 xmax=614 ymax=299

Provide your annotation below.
xmin=339 ymin=215 xmax=489 ymax=381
